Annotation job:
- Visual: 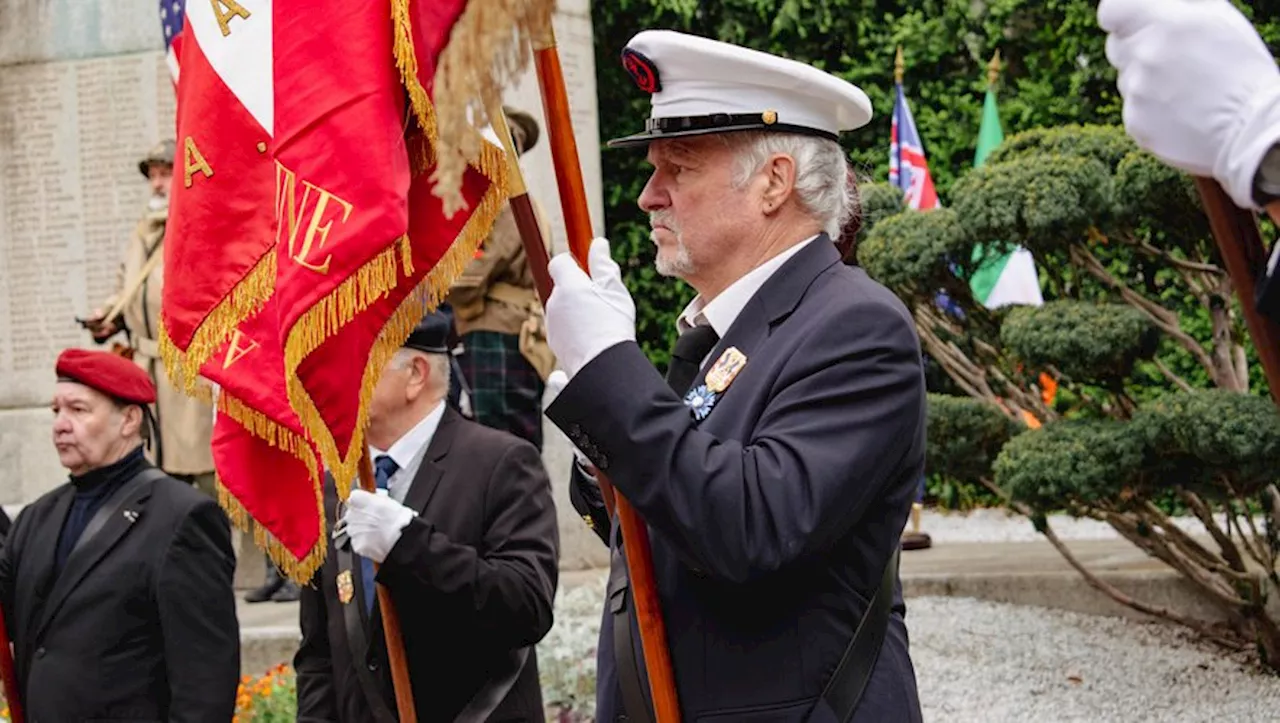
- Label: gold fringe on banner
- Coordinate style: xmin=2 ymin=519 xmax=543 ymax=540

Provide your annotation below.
xmin=216 ymin=480 xmax=327 ymax=586
xmin=159 ymin=251 xmax=277 ymax=395
xmin=390 ymin=0 xmax=438 ymax=165
xmin=214 ymin=389 xmax=327 ymax=585
xmin=284 ymin=145 xmax=509 ymax=496
xmin=390 ymin=0 xmax=555 ymax=215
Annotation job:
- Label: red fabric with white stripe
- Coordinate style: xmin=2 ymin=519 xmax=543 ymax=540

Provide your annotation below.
xmin=163 ymin=0 xmax=329 ymax=574
xmin=272 ymin=0 xmax=493 ymax=493
xmin=162 ymin=0 xmax=499 ymax=576
xmin=162 ymin=0 xmax=273 ymax=369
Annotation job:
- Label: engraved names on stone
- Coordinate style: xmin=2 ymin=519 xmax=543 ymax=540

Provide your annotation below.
xmin=0 ymin=52 xmax=172 ymax=408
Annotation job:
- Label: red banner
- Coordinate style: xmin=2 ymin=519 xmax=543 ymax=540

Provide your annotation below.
xmin=271 ymin=0 xmax=508 ymax=492
xmin=159 ymin=0 xmax=552 ymax=577
xmin=160 ymin=0 xmax=275 ymax=391
xmin=201 ymin=295 xmax=325 ymax=579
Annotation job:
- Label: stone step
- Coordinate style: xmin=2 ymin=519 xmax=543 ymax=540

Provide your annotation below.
xmin=236 ymin=538 xmax=1238 ymax=676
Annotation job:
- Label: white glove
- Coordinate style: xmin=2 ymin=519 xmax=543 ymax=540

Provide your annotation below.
xmin=544 ymin=369 xmax=592 ymax=468
xmin=545 ymin=238 xmax=636 ymax=377
xmin=545 ymin=369 xmax=569 ymax=403
xmin=1099 ymin=0 xmax=1280 ymax=209
xmin=341 ymin=488 xmax=415 ymax=564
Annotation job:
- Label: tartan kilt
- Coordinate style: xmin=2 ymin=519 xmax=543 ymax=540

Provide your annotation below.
xmin=457 ymin=330 xmax=546 ymax=450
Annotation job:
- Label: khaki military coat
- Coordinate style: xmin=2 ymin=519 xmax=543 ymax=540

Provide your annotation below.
xmin=103 ymin=209 xmax=215 ymax=476
xmin=447 ymin=201 xmax=551 ymax=336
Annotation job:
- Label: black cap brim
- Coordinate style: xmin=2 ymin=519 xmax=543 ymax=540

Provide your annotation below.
xmin=606 ymin=118 xmax=838 ymax=149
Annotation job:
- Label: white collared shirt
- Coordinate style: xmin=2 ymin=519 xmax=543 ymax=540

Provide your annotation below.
xmin=676 ymin=234 xmax=818 ymax=365
xmin=368 ymin=400 xmax=445 ymax=504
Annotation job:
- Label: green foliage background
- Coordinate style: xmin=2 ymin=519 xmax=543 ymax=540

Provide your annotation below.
xmin=590 ymin=0 xmax=1280 ymax=369
xmin=589 ymin=1 xmax=1280 ymax=509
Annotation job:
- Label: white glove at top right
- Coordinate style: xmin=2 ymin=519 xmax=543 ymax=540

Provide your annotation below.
xmin=1098 ymin=0 xmax=1280 ymax=209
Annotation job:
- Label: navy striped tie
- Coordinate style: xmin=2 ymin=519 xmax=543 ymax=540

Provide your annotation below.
xmin=361 ymin=454 xmax=399 ymax=613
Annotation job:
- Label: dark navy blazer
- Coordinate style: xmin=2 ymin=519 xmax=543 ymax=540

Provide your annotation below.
xmin=548 ymin=236 xmax=926 ymax=722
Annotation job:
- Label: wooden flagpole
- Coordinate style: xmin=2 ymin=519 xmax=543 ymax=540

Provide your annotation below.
xmin=356 ymin=449 xmax=417 ymax=722
xmin=1193 ymin=178 xmax=1280 ymax=407
xmin=526 ymin=22 xmax=682 ymax=723
xmin=485 ymin=101 xmax=615 ymax=520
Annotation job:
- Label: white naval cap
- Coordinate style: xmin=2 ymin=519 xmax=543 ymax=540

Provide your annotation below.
xmin=608 ymin=30 xmax=873 ymax=148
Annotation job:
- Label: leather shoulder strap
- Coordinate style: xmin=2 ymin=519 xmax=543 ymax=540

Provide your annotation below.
xmin=816 ymin=547 xmax=899 ymax=722
xmin=336 ymin=546 xmax=398 ymax=723
xmin=452 ymin=647 xmax=529 ymax=723
xmin=71 ymin=467 xmax=166 ymax=557
xmin=609 ymin=536 xmax=655 ymax=723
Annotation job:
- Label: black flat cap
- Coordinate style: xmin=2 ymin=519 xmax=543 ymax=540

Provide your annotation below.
xmin=403 ymin=310 xmax=452 ymax=354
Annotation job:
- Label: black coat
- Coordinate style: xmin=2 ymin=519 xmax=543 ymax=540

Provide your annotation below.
xmin=549 ymin=237 xmax=926 ymax=722
xmin=295 ymin=407 xmax=560 ymax=723
xmin=0 ymin=465 xmax=240 ymax=722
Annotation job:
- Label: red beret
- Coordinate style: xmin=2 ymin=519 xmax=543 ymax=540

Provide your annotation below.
xmin=55 ymin=349 xmax=156 ymax=405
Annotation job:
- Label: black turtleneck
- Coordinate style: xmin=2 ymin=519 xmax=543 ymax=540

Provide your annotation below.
xmin=54 ymin=445 xmax=149 ymax=576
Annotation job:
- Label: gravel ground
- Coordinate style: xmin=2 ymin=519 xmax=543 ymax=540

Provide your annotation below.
xmin=914 ymin=507 xmax=1257 ymax=544
xmin=545 ymin=517 xmax=1280 ymax=722
xmin=542 ymin=581 xmax=1280 ymax=722
xmin=910 ymin=596 xmax=1280 ymax=722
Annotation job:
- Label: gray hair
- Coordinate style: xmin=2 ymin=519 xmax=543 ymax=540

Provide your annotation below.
xmin=390 ymin=348 xmax=450 ymax=396
xmin=728 ymin=132 xmax=853 ymax=238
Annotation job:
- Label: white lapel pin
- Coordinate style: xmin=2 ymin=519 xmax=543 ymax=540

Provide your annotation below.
xmin=123 ymin=510 xmax=139 ymax=523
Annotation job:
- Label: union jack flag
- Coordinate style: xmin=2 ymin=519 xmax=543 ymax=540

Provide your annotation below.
xmin=889 ymin=83 xmax=938 ymax=210
xmin=159 ymin=0 xmax=185 ymax=83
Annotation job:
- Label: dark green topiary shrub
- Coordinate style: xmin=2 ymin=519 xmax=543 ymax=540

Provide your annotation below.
xmin=926 ymin=394 xmax=1023 ymax=486
xmin=852 ymin=182 xmax=906 ymax=251
xmin=983 ymin=124 xmax=1137 ymax=171
xmin=860 ymin=208 xmax=970 ymax=301
xmin=1133 ymin=390 xmax=1280 ymax=499
xmin=952 ymin=154 xmax=1114 ymax=256
xmin=1000 ymin=301 xmax=1159 ymax=383
xmin=859 ymin=122 xmax=1277 ymax=666
xmin=994 ymin=419 xmax=1146 ymax=512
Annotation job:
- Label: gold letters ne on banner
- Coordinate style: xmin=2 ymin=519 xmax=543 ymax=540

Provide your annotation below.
xmin=183 ymin=137 xmax=214 ymax=188
xmin=223 ymin=329 xmax=259 ymax=369
xmin=275 ymin=160 xmax=354 ymax=275
xmin=212 ymin=0 xmax=252 ymax=37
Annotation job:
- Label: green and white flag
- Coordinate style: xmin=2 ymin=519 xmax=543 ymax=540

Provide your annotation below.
xmin=968 ymin=86 xmax=1043 ymax=308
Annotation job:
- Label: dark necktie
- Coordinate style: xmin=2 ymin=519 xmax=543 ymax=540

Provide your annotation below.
xmin=361 ymin=454 xmax=399 ymax=614
xmin=611 ymin=325 xmax=718 ymax=551
xmin=665 ymin=324 xmax=721 ymax=396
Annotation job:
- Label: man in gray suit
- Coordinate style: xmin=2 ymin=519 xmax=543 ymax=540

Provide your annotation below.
xmin=544 ymin=29 xmax=926 ymax=723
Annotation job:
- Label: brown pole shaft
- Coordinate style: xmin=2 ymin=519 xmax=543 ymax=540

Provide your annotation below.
xmin=0 ymin=609 xmax=23 ymax=723
xmin=528 ymin=24 xmax=683 ymax=723
xmin=531 ymin=31 xmax=593 ymax=267
xmin=504 ymin=179 xmax=618 ymax=519
xmin=357 ymin=450 xmax=417 ymax=723
xmin=1194 ymin=177 xmax=1280 ymax=407
xmin=483 ymin=107 xmax=615 ymax=518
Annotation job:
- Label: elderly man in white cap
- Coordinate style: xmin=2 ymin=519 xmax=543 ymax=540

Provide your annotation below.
xmin=1098 ymin=0 xmax=1280 ymax=320
xmin=544 ymin=30 xmax=925 ymax=723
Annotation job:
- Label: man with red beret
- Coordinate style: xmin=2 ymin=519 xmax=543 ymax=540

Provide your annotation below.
xmin=0 ymin=348 xmax=240 ymax=721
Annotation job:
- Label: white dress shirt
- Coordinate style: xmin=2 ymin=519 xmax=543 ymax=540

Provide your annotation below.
xmin=369 ymin=400 xmax=445 ymax=504
xmin=572 ymin=236 xmax=819 ymax=479
xmin=676 ymin=235 xmax=818 ymax=365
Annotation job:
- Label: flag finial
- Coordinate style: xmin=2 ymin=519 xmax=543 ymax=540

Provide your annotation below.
xmin=987 ymin=49 xmax=1002 ymax=87
xmin=895 ymin=46 xmax=904 ymax=85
